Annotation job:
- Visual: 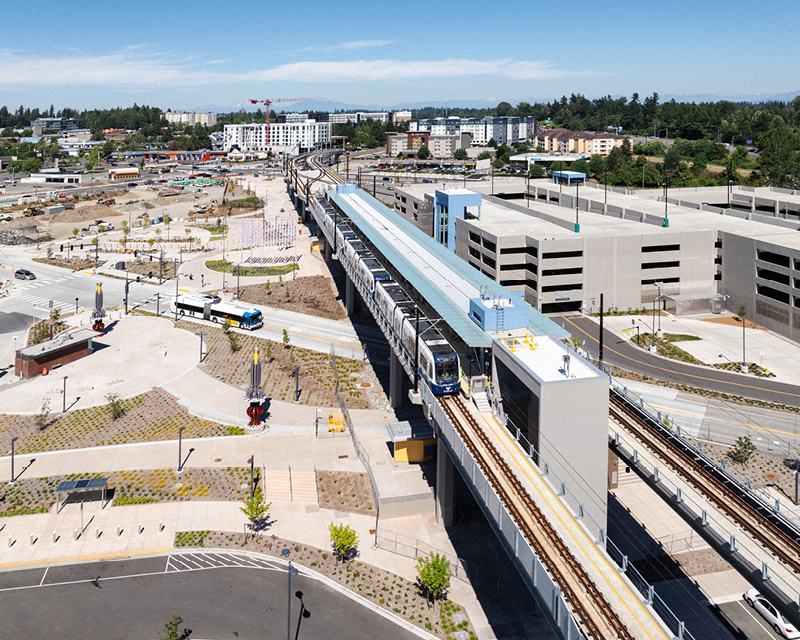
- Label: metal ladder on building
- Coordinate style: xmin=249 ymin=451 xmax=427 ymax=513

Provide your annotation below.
xmin=496 ymin=306 xmax=505 ymax=331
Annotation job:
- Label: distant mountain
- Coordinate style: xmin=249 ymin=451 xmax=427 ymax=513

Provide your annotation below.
xmin=179 ymin=91 xmax=800 ymax=114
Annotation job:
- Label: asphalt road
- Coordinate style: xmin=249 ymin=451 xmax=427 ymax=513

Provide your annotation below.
xmin=0 ymin=552 xmax=421 ymax=640
xmin=711 ymin=599 xmax=784 ymax=640
xmin=561 ymin=314 xmax=800 ymax=408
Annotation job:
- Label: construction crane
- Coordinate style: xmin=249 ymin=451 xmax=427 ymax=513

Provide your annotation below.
xmin=248 ymin=97 xmax=325 ymax=146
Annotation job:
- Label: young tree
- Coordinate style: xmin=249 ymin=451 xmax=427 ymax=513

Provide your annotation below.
xmin=730 ymin=435 xmax=756 ymax=467
xmin=329 ymin=522 xmax=359 ymax=563
xmin=415 ymin=552 xmax=452 ymax=604
xmin=282 ymin=328 xmax=290 ymax=347
xmin=49 ymin=307 xmax=61 ymax=321
xmin=72 ymin=227 xmax=80 ymax=237
xmin=34 ymin=398 xmax=51 ymax=431
xmin=240 ymin=487 xmax=271 ymax=534
xmin=159 ymin=614 xmax=192 ymax=640
xmin=477 ymin=151 xmax=492 ymax=161
xmin=453 ymin=148 xmax=468 ymax=161
xmin=105 ymin=392 xmax=126 ymax=420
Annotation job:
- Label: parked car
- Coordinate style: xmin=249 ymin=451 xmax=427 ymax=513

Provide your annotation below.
xmin=202 ymin=294 xmax=221 ymax=304
xmin=14 ymin=269 xmax=35 ymax=280
xmin=744 ymin=589 xmax=800 ymax=638
xmin=0 ymin=213 xmax=13 ymax=222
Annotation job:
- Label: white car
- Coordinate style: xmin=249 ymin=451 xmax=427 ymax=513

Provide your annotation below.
xmin=744 ymin=588 xmax=800 ymax=638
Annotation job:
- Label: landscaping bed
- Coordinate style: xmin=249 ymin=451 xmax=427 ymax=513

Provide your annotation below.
xmin=316 ymin=470 xmax=375 ymax=515
xmin=174 ymin=531 xmax=477 ymax=640
xmin=0 ymin=388 xmax=233 ymax=454
xmin=0 ymin=467 xmax=253 ymax=515
xmin=204 ymin=259 xmax=297 ymax=277
xmin=32 ymin=256 xmax=95 ymax=271
xmin=27 ymin=318 xmax=68 ymax=346
xmin=176 ymin=321 xmax=374 ymax=408
xmin=238 ymin=275 xmax=347 ymax=321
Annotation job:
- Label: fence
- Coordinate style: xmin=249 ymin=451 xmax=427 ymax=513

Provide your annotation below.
xmin=611 ymin=379 xmax=800 ymax=610
xmin=374 ymin=527 xmax=479 ymax=584
xmin=330 ymin=344 xmax=381 ymax=541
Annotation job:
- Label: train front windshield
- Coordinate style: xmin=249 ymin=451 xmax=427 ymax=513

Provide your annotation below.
xmin=436 ymin=362 xmax=459 ymax=382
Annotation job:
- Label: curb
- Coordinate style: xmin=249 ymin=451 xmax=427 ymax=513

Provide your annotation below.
xmin=0 ymin=547 xmax=173 ymax=572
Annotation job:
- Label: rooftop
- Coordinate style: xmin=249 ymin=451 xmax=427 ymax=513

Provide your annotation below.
xmin=494 ymin=333 xmax=600 ymax=383
xmin=327 ymin=187 xmax=569 ymax=346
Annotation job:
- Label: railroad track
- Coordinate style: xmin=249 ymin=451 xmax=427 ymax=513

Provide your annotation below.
xmin=441 ymin=395 xmax=636 ymax=640
xmin=609 ymin=395 xmax=800 ymax=575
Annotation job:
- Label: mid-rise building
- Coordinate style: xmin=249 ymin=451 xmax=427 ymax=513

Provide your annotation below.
xmin=329 ymin=111 xmax=389 ymax=125
xmin=223 ymin=121 xmax=331 ymax=155
xmin=386 ymin=132 xmax=430 ymax=156
xmin=31 ymin=117 xmax=80 ymax=132
xmin=410 ymin=116 xmax=538 ymax=146
xmin=392 ymin=110 xmax=412 ymax=123
xmin=164 ymin=111 xmax=218 ymax=127
xmin=429 ymin=133 xmax=472 ymax=159
xmin=533 ymin=128 xmax=625 ymax=157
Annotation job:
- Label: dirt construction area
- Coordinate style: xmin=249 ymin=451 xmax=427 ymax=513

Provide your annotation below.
xmin=238 ymin=275 xmax=347 ymax=321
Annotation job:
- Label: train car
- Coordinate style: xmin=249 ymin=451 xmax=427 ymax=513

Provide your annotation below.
xmin=357 ymin=258 xmax=390 ymax=293
xmin=375 ymin=280 xmax=415 ymax=332
xmin=335 ymin=222 xmax=357 ymax=250
xmin=398 ymin=315 xmax=460 ymax=394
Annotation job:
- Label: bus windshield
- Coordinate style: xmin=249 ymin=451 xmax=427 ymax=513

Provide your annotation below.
xmin=436 ymin=362 xmax=459 ymax=382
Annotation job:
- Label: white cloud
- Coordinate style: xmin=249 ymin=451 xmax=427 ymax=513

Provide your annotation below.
xmin=300 ymin=40 xmax=397 ymax=53
xmin=0 ymin=49 xmax=590 ymax=87
xmin=250 ymin=59 xmax=588 ymax=83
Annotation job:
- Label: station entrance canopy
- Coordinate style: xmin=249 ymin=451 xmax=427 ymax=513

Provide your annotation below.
xmin=326 ymin=187 xmax=568 ymax=348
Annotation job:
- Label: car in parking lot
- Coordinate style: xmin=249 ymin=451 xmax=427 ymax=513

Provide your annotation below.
xmin=14 ymin=269 xmax=35 ymax=280
xmin=744 ymin=589 xmax=800 ymax=638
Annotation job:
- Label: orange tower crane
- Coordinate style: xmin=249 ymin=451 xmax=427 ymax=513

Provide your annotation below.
xmin=248 ymin=97 xmax=326 ymax=146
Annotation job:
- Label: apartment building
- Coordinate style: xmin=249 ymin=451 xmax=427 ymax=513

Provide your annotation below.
xmin=164 ymin=111 xmax=218 ymax=127
xmin=410 ymin=116 xmax=538 ymax=145
xmin=30 ymin=117 xmax=80 ymax=133
xmin=223 ymin=121 xmax=331 ymax=154
xmin=328 ymin=111 xmax=389 ymax=125
xmin=533 ymin=128 xmax=626 ymax=156
xmin=386 ymin=132 xmax=430 ymax=156
xmin=392 ymin=110 xmax=412 ymax=123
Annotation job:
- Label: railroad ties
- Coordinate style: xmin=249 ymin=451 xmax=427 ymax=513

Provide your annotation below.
xmin=441 ymin=395 xmax=636 ymax=640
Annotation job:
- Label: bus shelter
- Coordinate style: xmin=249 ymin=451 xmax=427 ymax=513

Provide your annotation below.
xmin=56 ymin=477 xmax=109 ymax=511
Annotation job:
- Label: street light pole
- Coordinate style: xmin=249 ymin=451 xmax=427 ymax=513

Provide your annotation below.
xmin=574 ymin=180 xmax=580 ymax=233
xmin=248 ymin=455 xmax=255 ymax=498
xmin=177 ymin=426 xmax=185 ymax=473
xmin=655 ymin=281 xmax=663 ymax=334
xmin=287 ymin=559 xmax=298 ymax=640
xmin=10 ymin=436 xmax=18 ymax=484
xmin=62 ymin=375 xmax=68 ymax=413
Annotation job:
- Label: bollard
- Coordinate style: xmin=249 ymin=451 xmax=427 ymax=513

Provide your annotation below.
xmin=138 ymin=522 xmax=143 ymax=535
xmin=159 ymin=520 xmax=163 ymax=533
xmin=53 ymin=530 xmax=57 ymax=544
xmin=8 ymin=535 xmax=11 ymax=548
xmin=96 ymin=527 xmax=100 ymax=539
xmin=74 ymin=528 xmax=79 ymax=541
xmin=117 ymin=525 xmax=121 ymax=537
xmin=30 ymin=533 xmax=34 ymax=546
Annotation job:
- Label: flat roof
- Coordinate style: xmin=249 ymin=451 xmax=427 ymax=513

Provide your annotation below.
xmin=16 ymin=328 xmax=100 ymax=359
xmin=328 ymin=188 xmax=569 ymax=345
xmin=386 ymin=420 xmax=434 ymax=442
xmin=495 ymin=334 xmax=600 ymax=383
xmin=56 ymin=477 xmax=107 ymax=492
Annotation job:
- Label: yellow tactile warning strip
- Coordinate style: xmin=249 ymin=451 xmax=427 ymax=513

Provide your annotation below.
xmin=0 ymin=547 xmax=172 ymax=571
xmin=480 ymin=412 xmax=670 ymax=640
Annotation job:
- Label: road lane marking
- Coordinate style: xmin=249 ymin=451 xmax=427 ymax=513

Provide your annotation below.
xmin=563 ymin=316 xmax=800 ymax=402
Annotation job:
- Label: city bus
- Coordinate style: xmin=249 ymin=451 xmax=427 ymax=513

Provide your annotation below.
xmin=173 ymin=295 xmax=263 ymax=330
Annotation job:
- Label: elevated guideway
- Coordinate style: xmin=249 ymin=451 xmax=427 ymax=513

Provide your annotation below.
xmin=294 ymin=155 xmax=684 ymax=640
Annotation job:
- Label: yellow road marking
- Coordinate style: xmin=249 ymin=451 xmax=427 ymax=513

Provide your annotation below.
xmin=563 ymin=317 xmax=800 ymax=401
xmin=0 ymin=547 xmax=172 ymax=570
xmin=479 ymin=412 xmax=667 ymax=640
xmin=742 ymin=422 xmax=799 ymax=439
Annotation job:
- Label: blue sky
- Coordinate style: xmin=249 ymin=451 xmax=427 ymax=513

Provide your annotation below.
xmin=1 ymin=0 xmax=798 ymax=112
